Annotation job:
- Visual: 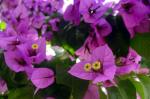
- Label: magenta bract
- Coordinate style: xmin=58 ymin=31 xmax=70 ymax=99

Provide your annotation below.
xmin=31 ymin=68 xmax=55 ymax=89
xmin=69 ymin=45 xmax=116 ymax=84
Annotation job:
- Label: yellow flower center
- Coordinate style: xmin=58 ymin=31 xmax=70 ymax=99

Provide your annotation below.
xmin=32 ymin=43 xmax=39 ymax=50
xmin=115 ymin=57 xmax=124 ymax=66
xmin=92 ymin=61 xmax=101 ymax=71
xmin=84 ymin=63 xmax=92 ymax=72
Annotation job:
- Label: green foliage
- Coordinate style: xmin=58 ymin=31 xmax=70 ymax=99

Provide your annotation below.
xmin=99 ymin=87 xmax=107 ymax=99
xmin=55 ymin=58 xmax=89 ymax=99
xmin=138 ymin=75 xmax=150 ymax=99
xmin=131 ymin=33 xmax=150 ymax=60
xmin=131 ymin=33 xmax=150 ymax=69
xmin=107 ymin=86 xmax=124 ymax=99
xmin=129 ymin=77 xmax=148 ymax=99
xmin=118 ymin=79 xmax=136 ymax=99
xmin=107 ymin=79 xmax=136 ymax=99
xmin=106 ymin=15 xmax=130 ymax=57
xmin=8 ymin=86 xmax=41 ymax=99
xmin=0 ymin=21 xmax=7 ymax=31
xmin=52 ymin=20 xmax=89 ymax=55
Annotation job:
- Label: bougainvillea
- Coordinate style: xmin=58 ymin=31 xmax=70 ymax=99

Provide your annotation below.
xmin=0 ymin=0 xmax=150 ymax=99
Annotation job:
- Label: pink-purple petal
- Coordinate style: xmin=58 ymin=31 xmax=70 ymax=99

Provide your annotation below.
xmin=68 ymin=61 xmax=97 ymax=80
xmin=83 ymin=84 xmax=99 ymax=99
xmin=31 ymin=68 xmax=55 ymax=89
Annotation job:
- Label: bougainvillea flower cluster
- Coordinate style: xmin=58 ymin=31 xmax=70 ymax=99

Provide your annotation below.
xmin=115 ymin=0 xmax=150 ymax=37
xmin=0 ymin=0 xmax=57 ymax=90
xmin=69 ymin=45 xmax=116 ymax=84
xmin=0 ymin=0 xmax=149 ymax=98
xmin=116 ymin=48 xmax=142 ymax=75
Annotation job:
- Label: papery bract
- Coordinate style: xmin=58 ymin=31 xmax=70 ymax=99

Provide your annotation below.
xmin=83 ymin=84 xmax=99 ymax=99
xmin=13 ymin=4 xmax=29 ymax=18
xmin=46 ymin=97 xmax=55 ymax=99
xmin=4 ymin=50 xmax=32 ymax=72
xmin=64 ymin=1 xmax=80 ymax=25
xmin=116 ymin=48 xmax=141 ymax=75
xmin=0 ymin=36 xmax=18 ymax=51
xmin=31 ymin=68 xmax=55 ymax=89
xmin=31 ymin=13 xmax=45 ymax=29
xmin=137 ymin=93 xmax=141 ymax=99
xmin=17 ymin=38 xmax=46 ymax=64
xmin=42 ymin=31 xmax=53 ymax=41
xmin=49 ymin=18 xmax=60 ymax=32
xmin=69 ymin=45 xmax=116 ymax=84
xmin=2 ymin=0 xmax=19 ymax=9
xmin=141 ymin=0 xmax=150 ymax=7
xmin=50 ymin=0 xmax=64 ymax=11
xmin=75 ymin=31 xmax=106 ymax=60
xmin=0 ymin=78 xmax=8 ymax=95
xmin=136 ymin=67 xmax=150 ymax=74
xmin=134 ymin=19 xmax=150 ymax=34
xmin=103 ymin=80 xmax=116 ymax=87
xmin=79 ymin=0 xmax=108 ymax=23
xmin=24 ymin=67 xmax=36 ymax=79
xmin=91 ymin=18 xmax=112 ymax=37
xmin=115 ymin=0 xmax=150 ymax=37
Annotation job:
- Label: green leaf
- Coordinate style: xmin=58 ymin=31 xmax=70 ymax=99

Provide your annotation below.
xmin=138 ymin=75 xmax=150 ymax=99
xmin=0 ymin=21 xmax=7 ymax=31
xmin=52 ymin=20 xmax=89 ymax=52
xmin=117 ymin=79 xmax=136 ymax=99
xmin=107 ymin=79 xmax=136 ymax=99
xmin=56 ymin=69 xmax=89 ymax=99
xmin=129 ymin=77 xmax=148 ymax=99
xmin=0 ymin=96 xmax=5 ymax=99
xmin=55 ymin=59 xmax=89 ymax=99
xmin=8 ymin=86 xmax=42 ymax=99
xmin=70 ymin=78 xmax=89 ymax=99
xmin=56 ymin=62 xmax=72 ymax=86
xmin=107 ymin=86 xmax=124 ymax=99
xmin=99 ymin=87 xmax=107 ymax=99
xmin=140 ymin=57 xmax=150 ymax=68
xmin=36 ymin=83 xmax=71 ymax=99
xmin=131 ymin=33 xmax=150 ymax=60
xmin=106 ymin=15 xmax=130 ymax=57
xmin=53 ymin=84 xmax=71 ymax=99
xmin=131 ymin=33 xmax=150 ymax=68
xmin=0 ymin=62 xmax=17 ymax=89
xmin=13 ymin=72 xmax=29 ymax=85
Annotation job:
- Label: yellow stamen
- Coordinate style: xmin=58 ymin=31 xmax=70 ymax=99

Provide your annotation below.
xmin=97 ymin=82 xmax=102 ymax=86
xmin=84 ymin=63 xmax=92 ymax=72
xmin=32 ymin=43 xmax=39 ymax=50
xmin=92 ymin=61 xmax=101 ymax=71
xmin=115 ymin=57 xmax=124 ymax=66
